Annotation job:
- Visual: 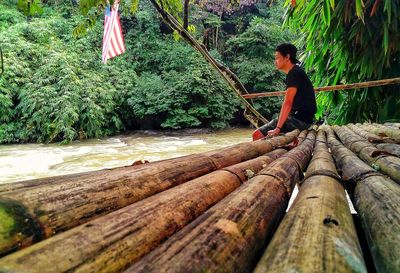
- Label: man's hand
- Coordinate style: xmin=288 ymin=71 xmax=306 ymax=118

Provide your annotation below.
xmin=267 ymin=127 xmax=281 ymax=136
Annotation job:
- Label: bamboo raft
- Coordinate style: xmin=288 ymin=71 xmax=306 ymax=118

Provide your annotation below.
xmin=0 ymin=123 xmax=399 ymax=273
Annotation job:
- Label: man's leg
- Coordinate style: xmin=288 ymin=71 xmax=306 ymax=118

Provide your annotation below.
xmin=252 ymin=119 xmax=278 ymax=141
xmin=281 ymin=116 xmax=311 ymax=132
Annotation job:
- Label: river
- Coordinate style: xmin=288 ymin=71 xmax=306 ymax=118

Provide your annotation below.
xmin=0 ymin=128 xmax=254 ymax=184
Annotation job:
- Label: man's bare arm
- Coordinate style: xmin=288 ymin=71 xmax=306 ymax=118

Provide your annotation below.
xmin=268 ymin=87 xmax=297 ymax=135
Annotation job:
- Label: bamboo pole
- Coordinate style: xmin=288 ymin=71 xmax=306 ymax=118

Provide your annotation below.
xmin=242 ymin=77 xmax=400 ymax=99
xmin=347 ymin=123 xmax=394 ymax=143
xmin=357 ymin=123 xmax=400 ymax=142
xmin=0 ymin=150 xmax=287 ymax=273
xmin=253 ymin=130 xmax=367 ymax=273
xmin=347 ymin=124 xmax=400 ymax=156
xmin=384 ymin=122 xmax=400 ymax=129
xmin=126 ymin=131 xmax=316 ymax=273
xmin=0 ymin=131 xmax=300 ymax=257
xmin=325 ymin=126 xmax=400 ymax=273
xmin=333 ymin=125 xmax=400 ymax=184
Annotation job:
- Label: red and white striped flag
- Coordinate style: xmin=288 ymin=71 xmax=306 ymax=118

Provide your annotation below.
xmin=102 ymin=3 xmax=125 ymax=63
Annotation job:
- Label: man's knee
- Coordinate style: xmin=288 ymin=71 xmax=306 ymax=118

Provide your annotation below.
xmin=252 ymin=129 xmax=265 ymax=141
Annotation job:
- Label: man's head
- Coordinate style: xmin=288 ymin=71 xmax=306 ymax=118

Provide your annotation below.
xmin=274 ymin=43 xmax=299 ymax=71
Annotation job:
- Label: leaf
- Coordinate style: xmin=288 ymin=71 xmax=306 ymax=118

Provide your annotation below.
xmin=131 ymin=0 xmax=140 ymax=13
xmin=355 ymin=0 xmax=364 ymax=21
xmin=323 ymin=0 xmax=331 ymax=25
xmin=330 ymin=0 xmax=335 ymax=9
xmin=383 ymin=23 xmax=389 ymax=54
xmin=188 ymin=24 xmax=196 ymax=33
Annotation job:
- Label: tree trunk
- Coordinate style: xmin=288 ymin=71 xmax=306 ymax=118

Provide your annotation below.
xmin=254 ymin=130 xmax=367 ymax=273
xmin=183 ymin=0 xmax=189 ymax=30
xmin=147 ymin=0 xmax=268 ymax=127
xmin=325 ymin=126 xmax=400 ymax=273
xmin=0 ymin=131 xmax=299 ymax=257
xmin=126 ymin=131 xmax=316 ymax=273
xmin=0 ymin=149 xmax=288 ymax=273
xmin=333 ymin=125 xmax=400 ymax=183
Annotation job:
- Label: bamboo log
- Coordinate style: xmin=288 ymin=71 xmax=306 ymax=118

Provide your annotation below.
xmin=357 ymin=123 xmax=400 ymax=142
xmin=383 ymin=122 xmax=400 ymax=129
xmin=242 ymin=77 xmax=400 ymax=99
xmin=126 ymin=131 xmax=316 ymax=273
xmin=0 ymin=149 xmax=289 ymax=273
xmin=253 ymin=130 xmax=367 ymax=273
xmin=325 ymin=126 xmax=400 ymax=273
xmin=333 ymin=125 xmax=400 ymax=183
xmin=347 ymin=123 xmax=393 ymax=143
xmin=0 ymin=131 xmax=300 ymax=257
xmin=347 ymin=124 xmax=400 ymax=156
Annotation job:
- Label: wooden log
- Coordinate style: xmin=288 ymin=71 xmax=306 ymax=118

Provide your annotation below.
xmin=325 ymin=126 xmax=400 ymax=273
xmin=0 ymin=131 xmax=299 ymax=257
xmin=253 ymin=130 xmax=367 ymax=273
xmin=0 ymin=149 xmax=288 ymax=273
xmin=126 ymin=131 xmax=316 ymax=273
xmin=333 ymin=125 xmax=400 ymax=184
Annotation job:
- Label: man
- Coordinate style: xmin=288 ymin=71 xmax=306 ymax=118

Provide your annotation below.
xmin=252 ymin=43 xmax=316 ymax=141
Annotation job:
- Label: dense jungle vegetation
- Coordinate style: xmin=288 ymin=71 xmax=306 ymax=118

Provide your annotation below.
xmin=1 ymin=0 xmax=399 ymax=144
xmin=0 ymin=0 xmax=290 ymax=143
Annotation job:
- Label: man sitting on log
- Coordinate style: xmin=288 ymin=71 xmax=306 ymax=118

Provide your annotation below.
xmin=252 ymin=43 xmax=317 ymax=140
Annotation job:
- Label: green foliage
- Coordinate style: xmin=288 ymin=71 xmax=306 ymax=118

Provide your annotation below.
xmin=224 ymin=5 xmax=295 ymax=118
xmin=286 ymin=0 xmax=400 ymax=124
xmin=123 ymin=9 xmax=240 ymax=129
xmin=0 ymin=3 xmax=125 ymax=143
xmin=0 ymin=3 xmax=242 ymax=143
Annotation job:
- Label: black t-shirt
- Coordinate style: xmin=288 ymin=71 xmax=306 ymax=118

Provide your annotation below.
xmin=286 ymin=65 xmax=317 ymax=124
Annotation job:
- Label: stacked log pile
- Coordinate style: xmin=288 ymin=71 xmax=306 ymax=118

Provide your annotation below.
xmin=0 ymin=123 xmax=399 ymax=273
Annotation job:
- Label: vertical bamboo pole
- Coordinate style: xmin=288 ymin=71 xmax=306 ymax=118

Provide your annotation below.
xmin=253 ymin=130 xmax=367 ymax=273
xmin=325 ymin=126 xmax=400 ymax=273
xmin=126 ymin=131 xmax=316 ymax=273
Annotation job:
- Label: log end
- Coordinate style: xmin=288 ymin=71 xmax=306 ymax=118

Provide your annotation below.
xmin=0 ymin=198 xmax=44 ymax=257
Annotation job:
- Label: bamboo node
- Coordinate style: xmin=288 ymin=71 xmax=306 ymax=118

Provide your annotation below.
xmin=300 ymin=169 xmax=343 ymax=185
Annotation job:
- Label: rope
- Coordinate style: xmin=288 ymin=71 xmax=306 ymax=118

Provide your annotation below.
xmin=242 ymin=77 xmax=400 ymax=99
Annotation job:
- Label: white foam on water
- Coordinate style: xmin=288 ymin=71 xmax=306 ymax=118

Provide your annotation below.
xmin=0 ymin=128 xmax=253 ymax=183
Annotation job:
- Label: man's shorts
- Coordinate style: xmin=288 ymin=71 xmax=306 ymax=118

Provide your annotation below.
xmin=258 ymin=116 xmax=311 ymax=136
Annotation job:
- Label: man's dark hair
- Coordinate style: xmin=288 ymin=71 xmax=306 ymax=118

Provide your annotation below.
xmin=276 ymin=43 xmax=299 ymax=64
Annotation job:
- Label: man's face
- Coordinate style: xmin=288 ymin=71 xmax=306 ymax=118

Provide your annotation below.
xmin=274 ymin=51 xmax=289 ymax=70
